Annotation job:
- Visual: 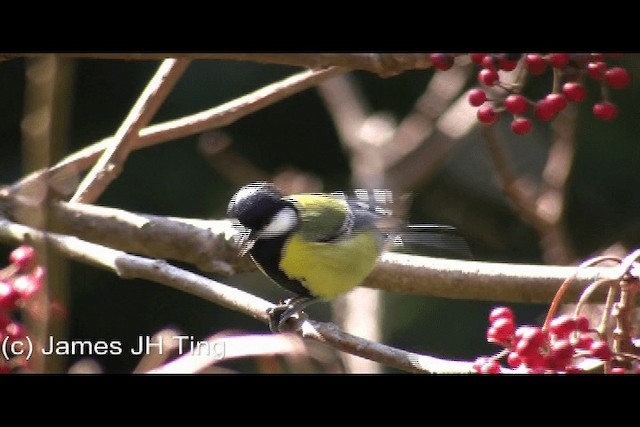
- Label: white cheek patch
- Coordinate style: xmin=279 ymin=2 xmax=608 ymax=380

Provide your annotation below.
xmin=257 ymin=207 xmax=297 ymax=238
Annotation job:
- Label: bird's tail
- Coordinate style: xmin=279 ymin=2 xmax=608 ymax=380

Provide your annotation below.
xmin=389 ymin=224 xmax=473 ymax=260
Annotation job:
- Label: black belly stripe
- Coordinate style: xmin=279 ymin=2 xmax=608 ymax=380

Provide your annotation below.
xmin=250 ymin=237 xmax=312 ymax=298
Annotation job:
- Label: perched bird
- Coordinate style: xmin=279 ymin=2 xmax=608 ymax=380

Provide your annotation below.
xmin=227 ymin=181 xmax=468 ymax=332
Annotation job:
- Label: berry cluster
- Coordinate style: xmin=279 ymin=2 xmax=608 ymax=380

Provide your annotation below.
xmin=472 ymin=306 xmax=623 ymax=374
xmin=0 ymin=245 xmax=45 ymax=373
xmin=429 ymin=53 xmax=631 ymax=136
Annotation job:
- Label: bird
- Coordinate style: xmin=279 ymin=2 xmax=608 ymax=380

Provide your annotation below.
xmin=227 ymin=181 xmax=468 ymax=332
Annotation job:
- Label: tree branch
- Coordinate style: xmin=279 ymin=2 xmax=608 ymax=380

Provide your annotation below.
xmin=481 ymin=109 xmax=577 ymax=264
xmin=0 ymin=216 xmax=477 ymax=373
xmin=6 ymin=67 xmax=345 ymax=203
xmin=0 ymin=200 xmax=624 ymax=304
xmin=71 ymin=58 xmax=191 ymax=203
xmin=4 ymin=53 xmax=435 ymax=77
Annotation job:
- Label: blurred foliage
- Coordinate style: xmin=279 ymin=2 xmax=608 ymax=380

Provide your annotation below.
xmin=1 ymin=55 xmax=640 ymax=373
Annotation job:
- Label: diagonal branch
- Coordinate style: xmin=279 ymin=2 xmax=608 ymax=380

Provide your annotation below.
xmin=70 ymin=58 xmax=191 ymax=203
xmin=481 ymin=109 xmax=577 ymax=264
xmin=8 ymin=67 xmax=345 ymax=203
xmin=481 ymin=125 xmax=543 ymax=228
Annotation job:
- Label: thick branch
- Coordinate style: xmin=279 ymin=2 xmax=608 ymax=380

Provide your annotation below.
xmin=1 ymin=201 xmax=625 ymax=304
xmin=5 ymin=53 xmax=435 ymax=77
xmin=49 ymin=201 xmax=255 ymax=275
xmin=369 ymin=252 xmax=620 ymax=303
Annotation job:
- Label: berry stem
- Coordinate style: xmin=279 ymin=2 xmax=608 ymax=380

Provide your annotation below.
xmin=600 ymin=78 xmax=610 ymax=101
xmin=491 ymin=348 xmax=510 ymax=361
xmin=552 ymin=67 xmax=562 ymax=94
xmin=543 ymin=255 xmax=622 ymax=331
xmin=0 ymin=264 xmax=18 ymax=281
xmin=573 ymin=278 xmax=619 ymax=321
xmin=572 ymin=277 xmax=619 ymax=344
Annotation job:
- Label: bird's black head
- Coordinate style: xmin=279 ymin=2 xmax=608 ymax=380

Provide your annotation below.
xmin=227 ymin=182 xmax=291 ymax=233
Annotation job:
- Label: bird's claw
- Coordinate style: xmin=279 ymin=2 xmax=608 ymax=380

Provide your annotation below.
xmin=267 ymin=298 xmax=310 ymax=333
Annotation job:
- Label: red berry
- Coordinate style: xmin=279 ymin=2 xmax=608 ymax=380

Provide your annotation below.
xmin=524 ymin=366 xmax=547 ymax=374
xmin=589 ymin=53 xmax=605 ymax=62
xmin=477 ymin=104 xmax=499 ymax=124
xmin=549 ymin=314 xmax=577 ymax=338
xmin=430 ymin=53 xmax=455 ymax=71
xmin=525 ymin=54 xmax=547 ymax=75
xmin=548 ymin=53 xmax=570 ymax=68
xmin=503 ymin=94 xmax=529 ymax=115
xmin=562 ymin=82 xmax=587 ymax=102
xmin=0 ymin=282 xmax=18 ymax=310
xmin=590 ymin=340 xmax=613 ymax=361
xmin=576 ymin=335 xmax=594 ymax=350
xmin=4 ymin=321 xmax=25 ymax=342
xmin=565 ymin=366 xmax=584 ymax=374
xmin=0 ymin=311 xmax=11 ymax=329
xmin=547 ymin=93 xmax=568 ymax=113
xmin=604 ymin=67 xmax=631 ymax=89
xmin=587 ymin=61 xmax=607 ymax=80
xmin=511 ymin=117 xmax=532 ymax=135
xmin=470 ymin=53 xmax=487 ymax=65
xmin=534 ymin=99 xmax=556 ymax=121
xmin=514 ymin=326 xmax=547 ymax=348
xmin=12 ymin=274 xmax=41 ymax=299
xmin=480 ymin=359 xmax=501 ymax=374
xmin=472 ymin=356 xmax=490 ymax=372
xmin=481 ymin=55 xmax=499 ymax=70
xmin=9 ymin=246 xmax=37 ymax=273
xmin=478 ymin=68 xmax=499 ymax=86
xmin=609 ymin=367 xmax=626 ymax=374
xmin=593 ymin=102 xmax=618 ymax=120
xmin=507 ymin=352 xmax=522 ymax=368
xmin=489 ymin=306 xmax=514 ymax=324
xmin=497 ymin=54 xmax=519 ymax=72
xmin=575 ymin=315 xmax=590 ymax=332
xmin=488 ymin=317 xmax=515 ymax=343
xmin=522 ymin=352 xmax=546 ymax=370
xmin=468 ymin=88 xmax=487 ymax=107
xmin=548 ymin=339 xmax=574 ymax=369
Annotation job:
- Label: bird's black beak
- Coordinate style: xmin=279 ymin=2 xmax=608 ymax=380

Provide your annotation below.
xmin=236 ymin=229 xmax=258 ymax=257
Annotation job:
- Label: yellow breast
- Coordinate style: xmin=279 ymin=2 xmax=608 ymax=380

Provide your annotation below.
xmin=280 ymin=231 xmax=381 ymax=299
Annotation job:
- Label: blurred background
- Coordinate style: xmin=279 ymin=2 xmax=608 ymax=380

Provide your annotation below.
xmin=1 ymin=54 xmax=639 ymax=373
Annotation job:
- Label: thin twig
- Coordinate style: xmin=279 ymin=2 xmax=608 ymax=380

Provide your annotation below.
xmin=482 ymin=106 xmax=578 ymax=264
xmin=543 ymin=255 xmax=622 ymax=329
xmin=4 ymin=53 xmax=435 ymax=77
xmin=481 ymin=125 xmax=543 ymax=228
xmin=6 ymin=67 xmax=345 ymax=202
xmin=71 ymin=58 xmax=191 ymax=203
xmin=382 ymin=61 xmax=473 ymax=170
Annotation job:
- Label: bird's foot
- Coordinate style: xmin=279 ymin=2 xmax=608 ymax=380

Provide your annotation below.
xmin=267 ymin=297 xmax=316 ymax=333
